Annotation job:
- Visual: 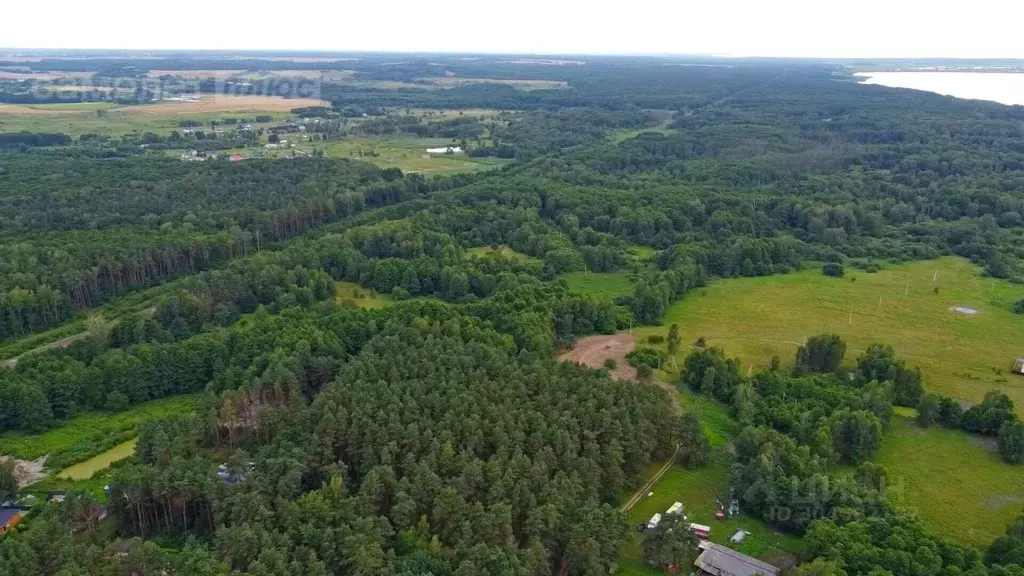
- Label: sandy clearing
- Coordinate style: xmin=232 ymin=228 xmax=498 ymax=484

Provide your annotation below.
xmin=559 ymin=333 xmax=639 ymax=380
xmin=559 ymin=333 xmax=681 ymax=413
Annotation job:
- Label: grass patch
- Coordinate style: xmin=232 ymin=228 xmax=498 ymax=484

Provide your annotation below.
xmin=619 ymin=386 xmax=802 ymax=567
xmin=299 ymin=136 xmax=510 ymax=174
xmin=57 ymin=438 xmax=138 ymax=480
xmin=0 ymin=318 xmax=88 ymax=362
xmin=637 ymin=257 xmax=1024 ymax=410
xmin=334 ymin=282 xmax=391 ymax=309
xmin=875 ymin=416 xmax=1024 ymax=547
xmin=465 ymin=245 xmax=540 ymax=264
xmin=0 ymin=394 xmax=201 ymax=466
xmin=562 ymin=271 xmax=634 ymax=302
xmin=622 ymin=454 xmax=804 ymax=563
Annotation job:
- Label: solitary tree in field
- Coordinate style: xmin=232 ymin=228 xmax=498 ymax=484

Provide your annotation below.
xmin=917 ymin=394 xmax=940 ymax=428
xmin=667 ymin=323 xmax=681 ymax=359
xmin=795 ymin=333 xmax=846 ymax=374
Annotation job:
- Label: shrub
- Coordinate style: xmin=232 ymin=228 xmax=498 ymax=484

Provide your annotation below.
xmin=603 ymin=358 xmax=617 ymax=370
xmin=822 ymin=262 xmax=844 ymax=277
xmin=637 ymin=364 xmax=653 ymax=380
xmin=1014 ymin=298 xmax=1024 ymax=315
xmin=647 ymin=335 xmax=665 ymax=345
xmin=627 ymin=346 xmax=665 ymax=369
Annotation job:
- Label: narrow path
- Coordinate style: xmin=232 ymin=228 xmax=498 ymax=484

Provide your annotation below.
xmin=620 ymin=445 xmax=684 ymax=513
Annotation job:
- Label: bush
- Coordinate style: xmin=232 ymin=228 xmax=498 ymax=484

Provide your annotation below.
xmin=1014 ymin=298 xmax=1024 ymax=315
xmin=822 ymin=262 xmax=845 ymax=277
xmin=603 ymin=358 xmax=617 ymax=370
xmin=627 ymin=346 xmax=665 ymax=369
xmin=647 ymin=335 xmax=665 ymax=345
xmin=637 ymin=364 xmax=653 ymax=380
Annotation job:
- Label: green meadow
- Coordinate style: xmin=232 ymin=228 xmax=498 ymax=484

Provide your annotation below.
xmin=0 ymin=394 xmax=201 ymax=463
xmin=875 ymin=416 xmax=1024 ymax=546
xmin=637 ymin=257 xmax=1024 ymax=410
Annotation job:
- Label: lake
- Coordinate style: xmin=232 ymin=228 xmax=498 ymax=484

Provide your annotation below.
xmin=855 ymin=72 xmax=1024 ymax=106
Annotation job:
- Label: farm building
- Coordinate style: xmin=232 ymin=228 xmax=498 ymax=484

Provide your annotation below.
xmin=1012 ymin=358 xmax=1024 ymax=375
xmin=0 ymin=508 xmax=22 ymax=534
xmin=666 ymin=501 xmax=685 ymax=515
xmin=695 ymin=541 xmax=780 ymax=576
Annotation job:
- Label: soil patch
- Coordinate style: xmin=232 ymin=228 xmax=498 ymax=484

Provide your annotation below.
xmin=558 ymin=333 xmax=638 ymax=380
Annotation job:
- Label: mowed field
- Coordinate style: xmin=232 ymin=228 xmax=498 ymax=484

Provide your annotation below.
xmin=297 ymin=137 xmax=510 ymax=174
xmin=637 ymin=257 xmax=1024 ymax=410
xmin=0 ymin=95 xmax=326 ymax=136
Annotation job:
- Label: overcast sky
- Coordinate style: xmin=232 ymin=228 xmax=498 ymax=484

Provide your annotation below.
xmin=5 ymin=0 xmax=1024 ymax=58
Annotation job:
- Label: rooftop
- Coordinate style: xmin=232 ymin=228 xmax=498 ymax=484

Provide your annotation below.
xmin=695 ymin=541 xmax=780 ymax=576
xmin=0 ymin=508 xmax=22 ymax=526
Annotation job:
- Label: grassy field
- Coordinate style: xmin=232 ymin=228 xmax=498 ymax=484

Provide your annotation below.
xmin=636 ymin=257 xmax=1024 ymax=410
xmin=562 ymin=271 xmax=634 ymax=301
xmin=466 ymin=245 xmax=540 ymax=263
xmin=0 ymin=394 xmax=201 ymax=462
xmin=875 ymin=416 xmax=1024 ymax=546
xmin=57 ymin=438 xmax=138 ymax=480
xmin=619 ymin=387 xmax=803 ymax=569
xmin=0 ymin=95 xmax=315 ymax=136
xmin=297 ymin=137 xmax=510 ymax=174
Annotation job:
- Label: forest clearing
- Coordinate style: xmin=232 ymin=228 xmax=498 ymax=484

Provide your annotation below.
xmin=634 ymin=257 xmax=1024 ymax=410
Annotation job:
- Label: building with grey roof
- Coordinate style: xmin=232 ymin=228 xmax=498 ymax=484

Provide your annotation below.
xmin=694 ymin=541 xmax=780 ymax=576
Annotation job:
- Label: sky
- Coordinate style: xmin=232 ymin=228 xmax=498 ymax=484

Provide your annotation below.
xmin=5 ymin=0 xmax=1024 ymax=58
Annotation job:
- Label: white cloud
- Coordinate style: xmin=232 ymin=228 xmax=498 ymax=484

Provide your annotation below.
xmin=4 ymin=0 xmax=1024 ymax=58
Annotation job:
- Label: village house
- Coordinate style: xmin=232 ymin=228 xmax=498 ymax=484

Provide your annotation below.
xmin=0 ymin=508 xmax=23 ymax=534
xmin=694 ymin=541 xmax=780 ymax=576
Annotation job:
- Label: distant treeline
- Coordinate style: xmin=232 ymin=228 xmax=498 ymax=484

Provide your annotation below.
xmin=0 ymin=132 xmax=71 ymax=148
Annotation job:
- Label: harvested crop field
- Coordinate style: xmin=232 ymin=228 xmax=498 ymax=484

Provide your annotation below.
xmin=146 ymin=69 xmax=245 ymax=78
xmin=128 ymin=94 xmax=329 ymax=114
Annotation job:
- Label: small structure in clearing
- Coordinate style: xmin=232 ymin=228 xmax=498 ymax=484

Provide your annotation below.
xmin=950 ymin=306 xmax=978 ymax=315
xmin=1011 ymin=358 xmax=1024 ymax=375
xmin=425 ymin=146 xmax=463 ymax=154
xmin=695 ymin=541 xmax=780 ymax=576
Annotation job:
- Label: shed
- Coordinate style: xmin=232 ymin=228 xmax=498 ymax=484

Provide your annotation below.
xmin=666 ymin=501 xmax=684 ymax=515
xmin=0 ymin=509 xmax=22 ymax=534
xmin=695 ymin=541 xmax=779 ymax=576
xmin=1012 ymin=358 xmax=1024 ymax=375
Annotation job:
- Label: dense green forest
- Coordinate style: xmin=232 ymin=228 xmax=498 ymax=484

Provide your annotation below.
xmin=2 ymin=53 xmax=1024 ymax=576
